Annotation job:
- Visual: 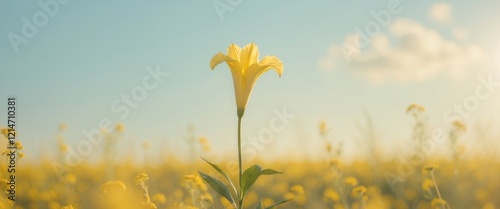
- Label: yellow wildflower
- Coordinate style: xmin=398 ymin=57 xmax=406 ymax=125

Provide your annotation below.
xmin=291 ymin=184 xmax=305 ymax=195
xmin=199 ymin=193 xmax=214 ymax=206
xmin=406 ymin=104 xmax=425 ymax=114
xmin=115 ymin=123 xmax=125 ymax=133
xmin=423 ymin=164 xmax=440 ymax=173
xmin=181 ymin=175 xmax=207 ymax=192
xmin=152 ymin=193 xmax=167 ymax=204
xmin=64 ymin=173 xmax=77 ymax=184
xmin=15 ymin=141 xmax=23 ymax=149
xmin=59 ymin=123 xmax=67 ymax=131
xmin=134 ymin=173 xmax=149 ymax=186
xmin=100 ymin=181 xmax=126 ymax=193
xmin=422 ymin=179 xmax=434 ymax=191
xmin=430 ymin=198 xmax=447 ymax=208
xmin=329 ymin=159 xmax=343 ymax=170
xmin=344 ymin=176 xmax=358 ymax=187
xmin=319 ymin=121 xmax=328 ymax=135
xmin=351 ymin=186 xmax=367 ymax=198
xmin=452 ymin=120 xmax=467 ymax=132
xmin=323 ymin=188 xmax=340 ymax=202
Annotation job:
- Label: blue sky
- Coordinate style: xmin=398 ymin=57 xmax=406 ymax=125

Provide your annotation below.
xmin=1 ymin=0 xmax=500 ymax=163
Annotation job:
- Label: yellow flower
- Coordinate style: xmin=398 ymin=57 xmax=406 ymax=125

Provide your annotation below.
xmin=319 ymin=121 xmax=328 ymax=135
xmin=100 ymin=181 xmax=126 ymax=193
xmin=210 ymin=43 xmax=284 ymax=117
xmin=1 ymin=128 xmax=9 ymax=137
xmin=423 ymin=164 xmax=440 ymax=173
xmin=198 ymin=137 xmax=211 ymax=152
xmin=344 ymin=176 xmax=358 ymax=187
xmin=134 ymin=173 xmax=149 ymax=186
xmin=198 ymin=137 xmax=208 ymax=144
xmin=0 ymin=179 xmax=8 ymax=190
xmin=430 ymin=198 xmax=447 ymax=208
xmin=406 ymin=103 xmax=425 ymax=114
xmin=152 ymin=193 xmax=167 ymax=204
xmin=59 ymin=123 xmax=67 ymax=131
xmin=15 ymin=141 xmax=23 ymax=149
xmin=59 ymin=144 xmax=69 ymax=153
xmin=199 ymin=193 xmax=214 ymax=206
xmin=351 ymin=186 xmax=367 ymax=198
xmin=326 ymin=143 xmax=332 ymax=153
xmin=261 ymin=198 xmax=275 ymax=207
xmin=61 ymin=205 xmax=74 ymax=209
xmin=329 ymin=159 xmax=342 ymax=168
xmin=63 ymin=173 xmax=77 ymax=184
xmin=290 ymin=184 xmax=305 ymax=195
xmin=323 ymin=188 xmax=340 ymax=202
xmin=181 ymin=175 xmax=207 ymax=192
xmin=422 ymin=178 xmax=434 ymax=191
xmin=115 ymin=123 xmax=125 ymax=133
xmin=452 ymin=120 xmax=467 ymax=132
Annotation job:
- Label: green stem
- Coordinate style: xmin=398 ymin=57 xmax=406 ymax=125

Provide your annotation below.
xmin=237 ymin=116 xmax=243 ymax=209
xmin=430 ymin=171 xmax=445 ymax=209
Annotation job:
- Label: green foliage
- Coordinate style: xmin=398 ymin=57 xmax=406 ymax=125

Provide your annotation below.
xmin=241 ymin=164 xmax=281 ymax=199
xmin=255 ymin=199 xmax=292 ymax=209
xmin=198 ymin=170 xmax=237 ymax=208
xmin=199 ymin=158 xmax=284 ymax=209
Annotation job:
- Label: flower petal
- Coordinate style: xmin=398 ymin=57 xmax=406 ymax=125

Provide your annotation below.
xmin=246 ymin=56 xmax=284 ymax=79
xmin=227 ymin=44 xmax=242 ymax=61
xmin=240 ymin=43 xmax=259 ymax=69
xmin=210 ymin=52 xmax=238 ymax=70
xmin=239 ymin=56 xmax=283 ymax=113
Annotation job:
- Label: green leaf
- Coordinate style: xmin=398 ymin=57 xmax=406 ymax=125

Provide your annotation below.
xmin=265 ymin=199 xmax=292 ymax=209
xmin=255 ymin=199 xmax=292 ymax=209
xmin=255 ymin=201 xmax=264 ymax=209
xmin=201 ymin=157 xmax=237 ymax=194
xmin=241 ymin=165 xmax=282 ymax=198
xmin=198 ymin=170 xmax=237 ymax=208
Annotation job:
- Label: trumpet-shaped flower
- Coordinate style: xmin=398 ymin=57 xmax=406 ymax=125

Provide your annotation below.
xmin=210 ymin=43 xmax=283 ymax=117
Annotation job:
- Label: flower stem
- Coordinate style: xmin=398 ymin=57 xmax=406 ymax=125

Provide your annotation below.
xmin=237 ymin=115 xmax=243 ymax=209
xmin=430 ymin=171 xmax=445 ymax=209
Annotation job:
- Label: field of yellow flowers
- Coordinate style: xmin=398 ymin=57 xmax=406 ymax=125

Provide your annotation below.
xmin=1 ymin=107 xmax=499 ymax=209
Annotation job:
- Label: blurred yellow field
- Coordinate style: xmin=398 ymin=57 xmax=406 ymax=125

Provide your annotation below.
xmin=1 ymin=111 xmax=499 ymax=209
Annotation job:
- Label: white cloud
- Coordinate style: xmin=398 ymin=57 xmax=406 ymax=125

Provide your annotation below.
xmin=429 ymin=2 xmax=453 ymax=24
xmin=318 ymin=18 xmax=487 ymax=84
xmin=452 ymin=27 xmax=469 ymax=41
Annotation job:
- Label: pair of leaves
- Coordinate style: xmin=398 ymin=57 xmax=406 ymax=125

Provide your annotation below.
xmin=199 ymin=157 xmax=283 ymax=209
xmin=255 ymin=199 xmax=292 ymax=209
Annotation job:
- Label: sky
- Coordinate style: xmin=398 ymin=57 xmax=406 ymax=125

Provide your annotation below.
xmin=1 ymin=0 xmax=500 ymax=163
